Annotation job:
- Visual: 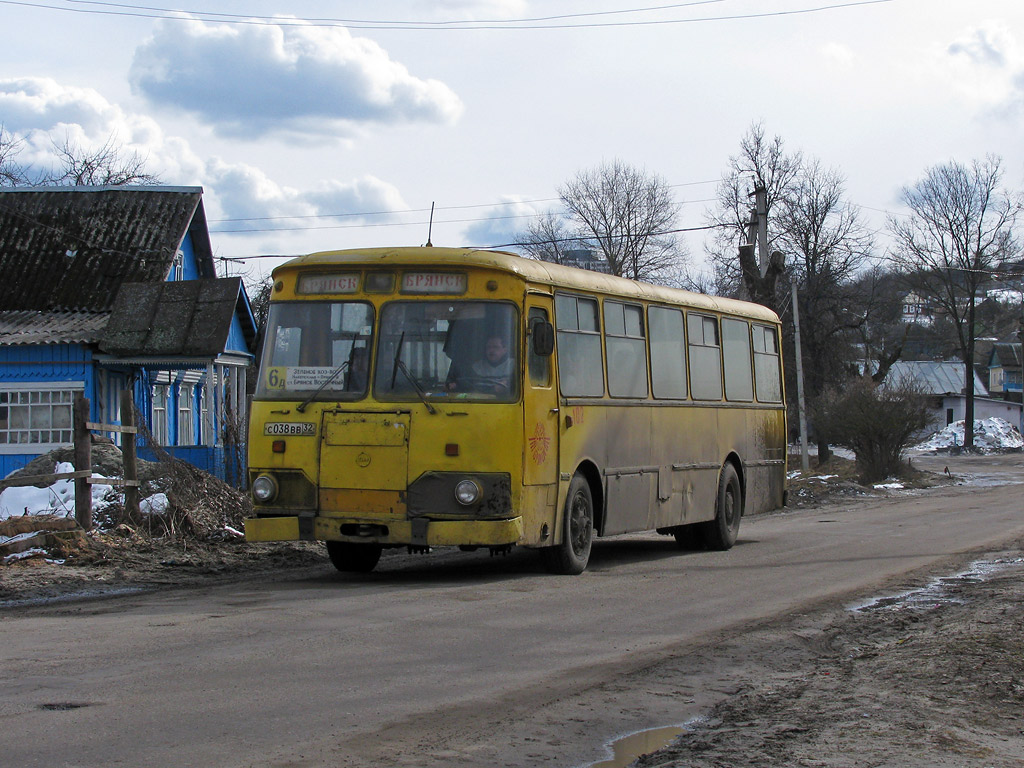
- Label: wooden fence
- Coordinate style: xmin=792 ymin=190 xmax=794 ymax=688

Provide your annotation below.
xmin=1 ymin=392 xmax=139 ymax=530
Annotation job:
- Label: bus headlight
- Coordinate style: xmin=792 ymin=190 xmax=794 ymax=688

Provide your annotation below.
xmin=252 ymin=474 xmax=279 ymax=503
xmin=454 ymin=479 xmax=482 ymax=506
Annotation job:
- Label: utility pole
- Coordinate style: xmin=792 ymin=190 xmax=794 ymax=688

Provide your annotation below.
xmin=791 ymin=276 xmax=810 ymax=471
xmin=754 ymin=186 xmax=769 ymax=277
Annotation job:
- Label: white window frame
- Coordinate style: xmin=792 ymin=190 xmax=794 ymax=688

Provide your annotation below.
xmin=0 ymin=382 xmax=83 ymax=454
xmin=177 ymin=384 xmax=195 ymax=445
xmin=152 ymin=384 xmax=169 ymax=445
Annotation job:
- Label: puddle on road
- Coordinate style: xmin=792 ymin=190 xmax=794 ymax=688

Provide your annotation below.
xmin=585 ymin=722 xmax=701 ymax=768
xmin=849 ymin=556 xmax=1024 ymax=613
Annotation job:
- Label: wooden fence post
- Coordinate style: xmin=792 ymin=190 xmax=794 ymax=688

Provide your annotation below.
xmin=120 ymin=390 xmax=140 ymax=519
xmin=73 ymin=394 xmax=92 ymax=530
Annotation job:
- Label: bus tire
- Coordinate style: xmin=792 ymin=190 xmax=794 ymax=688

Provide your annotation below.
xmin=540 ymin=474 xmax=594 ymax=575
xmin=672 ymin=524 xmax=702 ymax=550
xmin=326 ymin=541 xmax=383 ymax=573
xmin=700 ymin=463 xmax=742 ymax=551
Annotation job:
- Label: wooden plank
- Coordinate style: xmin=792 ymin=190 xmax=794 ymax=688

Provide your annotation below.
xmin=86 ymin=422 xmax=138 ymax=434
xmin=1 ymin=470 xmax=91 ymax=487
xmin=86 ymin=477 xmax=141 ymax=488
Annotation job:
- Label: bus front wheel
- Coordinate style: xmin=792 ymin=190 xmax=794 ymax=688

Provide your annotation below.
xmin=700 ymin=463 xmax=742 ymax=551
xmin=326 ymin=541 xmax=383 ymax=573
xmin=540 ymin=474 xmax=594 ymax=575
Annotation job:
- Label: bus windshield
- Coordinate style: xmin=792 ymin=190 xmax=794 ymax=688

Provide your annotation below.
xmin=374 ymin=301 xmax=518 ymax=402
xmin=256 ymin=301 xmax=374 ymax=399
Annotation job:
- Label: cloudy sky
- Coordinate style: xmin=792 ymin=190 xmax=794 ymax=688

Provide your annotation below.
xmin=2 ymin=0 xmax=1023 ymax=282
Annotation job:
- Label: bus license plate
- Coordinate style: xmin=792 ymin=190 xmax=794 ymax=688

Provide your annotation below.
xmin=264 ymin=422 xmax=316 ymax=436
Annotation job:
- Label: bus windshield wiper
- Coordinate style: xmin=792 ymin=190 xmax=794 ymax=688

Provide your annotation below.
xmin=296 ymin=361 xmax=348 ymax=413
xmin=390 ymin=332 xmax=437 ymax=415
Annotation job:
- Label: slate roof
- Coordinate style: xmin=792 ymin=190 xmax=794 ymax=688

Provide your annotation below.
xmin=885 ymin=360 xmax=988 ymax=397
xmin=989 ymin=342 xmax=1022 ymax=370
xmin=0 ymin=310 xmax=109 ymax=345
xmin=0 ymin=185 xmax=214 ymax=313
xmin=99 ymin=277 xmax=253 ymax=357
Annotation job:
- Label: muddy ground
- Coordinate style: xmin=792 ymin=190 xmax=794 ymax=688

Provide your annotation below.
xmin=2 ymin=452 xmax=1023 ymax=767
xmin=633 ymin=544 xmax=1024 ymax=768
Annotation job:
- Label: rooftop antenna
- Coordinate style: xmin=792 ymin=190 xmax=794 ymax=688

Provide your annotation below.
xmin=425 ymin=202 xmax=435 ymax=247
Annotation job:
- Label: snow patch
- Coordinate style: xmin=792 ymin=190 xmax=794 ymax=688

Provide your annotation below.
xmin=0 ymin=460 xmax=162 ymax=523
xmin=913 ymin=417 xmax=1023 ymax=453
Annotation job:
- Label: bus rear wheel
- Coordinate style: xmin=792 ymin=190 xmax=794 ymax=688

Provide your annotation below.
xmin=540 ymin=474 xmax=594 ymax=575
xmin=672 ymin=524 xmax=702 ymax=550
xmin=326 ymin=541 xmax=383 ymax=573
xmin=699 ymin=463 xmax=742 ymax=551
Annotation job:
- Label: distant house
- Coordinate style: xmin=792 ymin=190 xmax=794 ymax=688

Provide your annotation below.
xmin=0 ymin=186 xmax=256 ymax=484
xmin=884 ymin=360 xmax=1021 ymax=435
xmin=987 ymin=342 xmax=1023 ymax=402
xmin=900 ymin=292 xmax=933 ymax=325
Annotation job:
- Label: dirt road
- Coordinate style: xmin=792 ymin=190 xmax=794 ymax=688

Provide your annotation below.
xmin=2 ymin=453 xmax=1022 ymax=768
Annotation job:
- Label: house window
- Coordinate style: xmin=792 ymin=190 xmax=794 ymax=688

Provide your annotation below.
xmin=0 ymin=388 xmax=75 ymax=448
xmin=178 ymin=385 xmax=194 ymax=445
xmin=199 ymin=384 xmax=211 ymax=445
xmin=152 ymin=385 xmax=169 ymax=445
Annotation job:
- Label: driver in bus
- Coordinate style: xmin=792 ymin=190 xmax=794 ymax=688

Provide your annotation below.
xmin=447 ymin=335 xmax=514 ymax=394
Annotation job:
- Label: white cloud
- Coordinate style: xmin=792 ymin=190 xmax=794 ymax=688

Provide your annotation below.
xmin=205 ymin=158 xmax=408 ymax=234
xmin=0 ymin=76 xmax=204 ymax=181
xmin=944 ymin=21 xmax=1024 ymax=115
xmin=818 ymin=42 xmax=855 ymax=69
xmin=129 ymin=16 xmax=464 ymax=140
xmin=0 ymin=75 xmax=410 ymax=251
xmin=460 ymin=196 xmax=540 ymax=248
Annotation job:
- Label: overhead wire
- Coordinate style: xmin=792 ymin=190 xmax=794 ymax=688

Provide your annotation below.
xmin=0 ymin=0 xmax=898 ymax=30
xmin=59 ymin=0 xmax=731 ymax=26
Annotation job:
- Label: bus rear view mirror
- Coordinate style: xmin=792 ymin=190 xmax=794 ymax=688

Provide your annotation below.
xmin=531 ymin=320 xmax=554 ymax=357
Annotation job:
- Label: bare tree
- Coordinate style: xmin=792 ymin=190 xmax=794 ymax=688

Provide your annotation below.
xmin=560 ymin=160 xmax=683 ymax=281
xmin=706 ymin=122 xmax=803 ymax=306
xmin=518 ymin=211 xmax=577 ymax=265
xmin=0 ymin=126 xmax=29 ymax=186
xmin=779 ymin=159 xmax=875 ymax=458
xmin=44 ymin=134 xmax=160 ymax=186
xmin=518 ymin=160 xmax=685 ymax=283
xmin=0 ymin=128 xmax=160 ymax=187
xmin=888 ymin=155 xmax=1020 ymax=450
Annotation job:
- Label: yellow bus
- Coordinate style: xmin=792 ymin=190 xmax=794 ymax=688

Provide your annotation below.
xmin=244 ymin=247 xmax=787 ymax=574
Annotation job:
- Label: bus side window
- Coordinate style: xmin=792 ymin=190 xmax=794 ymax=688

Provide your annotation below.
xmin=649 ymin=306 xmax=687 ymax=399
xmin=753 ymin=324 xmax=783 ymax=402
xmin=688 ymin=313 xmax=723 ymax=400
xmin=555 ymin=294 xmax=605 ymax=397
xmin=528 ymin=308 xmax=551 ymax=386
xmin=722 ymin=318 xmax=754 ymax=402
xmin=604 ymin=301 xmax=648 ymax=398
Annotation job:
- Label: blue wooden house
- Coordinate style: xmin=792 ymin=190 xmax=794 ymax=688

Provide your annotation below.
xmin=0 ymin=185 xmax=256 ymax=484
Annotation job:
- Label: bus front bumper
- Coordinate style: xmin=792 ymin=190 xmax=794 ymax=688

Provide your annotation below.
xmin=244 ymin=515 xmax=524 ymax=548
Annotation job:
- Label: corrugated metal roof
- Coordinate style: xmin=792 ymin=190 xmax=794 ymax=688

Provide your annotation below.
xmin=886 ymin=360 xmax=988 ymax=397
xmin=0 ymin=186 xmax=213 ymax=313
xmin=0 ymin=309 xmax=109 ymax=345
xmin=99 ymin=277 xmax=244 ymax=357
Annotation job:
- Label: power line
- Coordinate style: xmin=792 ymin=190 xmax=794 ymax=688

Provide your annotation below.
xmin=216 ymin=222 xmax=730 ymax=261
xmin=206 ymin=181 xmax=721 ymax=230
xmin=206 ymin=198 xmax=716 ymax=234
xmin=0 ymin=0 xmax=897 ymax=30
xmin=60 ymin=0 xmax=730 ymax=26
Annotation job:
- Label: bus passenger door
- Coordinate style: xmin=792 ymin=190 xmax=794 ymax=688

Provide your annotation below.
xmin=522 ymin=301 xmax=559 ymax=538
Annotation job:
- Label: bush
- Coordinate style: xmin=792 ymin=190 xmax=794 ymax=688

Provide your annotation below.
xmin=814 ymin=377 xmax=932 ymax=483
